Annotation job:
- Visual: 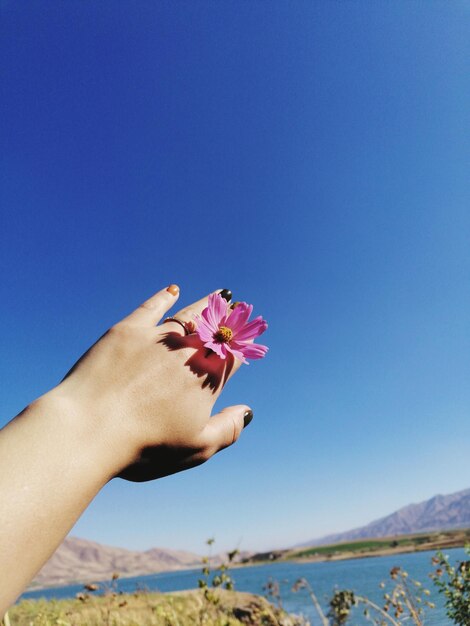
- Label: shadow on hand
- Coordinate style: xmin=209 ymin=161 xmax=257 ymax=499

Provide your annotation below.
xmin=118 ymin=444 xmax=204 ymax=482
xmin=158 ymin=331 xmax=235 ymax=394
xmin=118 ymin=333 xmax=235 ymax=482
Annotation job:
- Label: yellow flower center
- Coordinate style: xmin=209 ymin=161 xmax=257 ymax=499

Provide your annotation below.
xmin=214 ymin=326 xmax=233 ymax=343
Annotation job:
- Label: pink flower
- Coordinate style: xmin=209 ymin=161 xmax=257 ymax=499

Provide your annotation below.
xmin=195 ymin=293 xmax=268 ymax=364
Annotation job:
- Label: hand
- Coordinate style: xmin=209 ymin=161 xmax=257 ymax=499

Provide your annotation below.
xmin=56 ymin=285 xmax=253 ymax=482
xmin=0 ymin=285 xmax=256 ymax=611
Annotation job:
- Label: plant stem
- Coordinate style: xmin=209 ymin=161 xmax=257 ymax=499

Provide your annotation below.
xmin=355 ymin=595 xmax=401 ymax=626
xmin=400 ymin=577 xmax=423 ymax=626
xmin=303 ymin=580 xmax=329 ymax=626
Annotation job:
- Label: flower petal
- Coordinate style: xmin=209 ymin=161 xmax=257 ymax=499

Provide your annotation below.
xmin=231 ymin=341 xmax=269 ymax=360
xmin=224 ymin=343 xmax=249 ymax=364
xmin=194 ymin=313 xmax=214 ymax=332
xmin=224 ymin=302 xmax=253 ymax=334
xmin=202 ymin=293 xmax=225 ymax=330
xmin=195 ymin=318 xmax=214 ymax=342
xmin=212 ymin=293 xmax=229 ymax=324
xmin=232 ymin=316 xmax=268 ymax=342
xmin=201 ymin=308 xmax=217 ymax=332
xmin=204 ymin=340 xmax=227 ymax=359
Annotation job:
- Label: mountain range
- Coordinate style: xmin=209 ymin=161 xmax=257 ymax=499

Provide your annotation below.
xmin=296 ymin=487 xmax=470 ymax=547
xmin=32 ymin=487 xmax=470 ymax=588
xmin=32 ymin=536 xmax=205 ymax=589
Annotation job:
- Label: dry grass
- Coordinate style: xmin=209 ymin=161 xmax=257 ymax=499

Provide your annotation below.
xmin=8 ymin=589 xmax=306 ymax=626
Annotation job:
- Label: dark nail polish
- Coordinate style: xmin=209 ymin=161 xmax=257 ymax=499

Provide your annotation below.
xmin=220 ymin=289 xmax=232 ymax=302
xmin=243 ymin=410 xmax=253 ymax=428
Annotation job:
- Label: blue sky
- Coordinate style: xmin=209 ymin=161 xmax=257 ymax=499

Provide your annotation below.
xmin=1 ymin=1 xmax=469 ymax=553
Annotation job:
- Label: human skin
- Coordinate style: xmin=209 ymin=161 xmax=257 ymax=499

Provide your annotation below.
xmin=0 ymin=286 xmax=253 ymax=614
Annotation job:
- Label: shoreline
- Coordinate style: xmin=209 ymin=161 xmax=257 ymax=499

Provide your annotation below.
xmin=25 ymin=531 xmax=469 ymax=596
xmin=290 ymin=539 xmax=466 ymax=564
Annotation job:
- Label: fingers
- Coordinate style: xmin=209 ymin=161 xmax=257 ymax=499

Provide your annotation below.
xmin=121 ymin=284 xmax=180 ymax=326
xmin=161 ymin=288 xmax=229 ymax=335
xmin=199 ymin=405 xmax=253 ymax=454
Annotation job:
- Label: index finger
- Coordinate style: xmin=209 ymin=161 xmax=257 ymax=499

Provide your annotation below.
xmin=121 ymin=284 xmax=181 ymax=326
xmin=160 ymin=289 xmax=232 ymax=334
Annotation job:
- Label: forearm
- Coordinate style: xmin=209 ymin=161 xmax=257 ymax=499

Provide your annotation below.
xmin=0 ymin=286 xmax=259 ymax=613
xmin=0 ymin=390 xmax=125 ymax=613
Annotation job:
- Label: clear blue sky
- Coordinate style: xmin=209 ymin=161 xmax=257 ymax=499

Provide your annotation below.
xmin=1 ymin=1 xmax=469 ymax=553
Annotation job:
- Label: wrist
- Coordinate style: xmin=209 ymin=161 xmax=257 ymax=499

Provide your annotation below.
xmin=30 ymin=386 xmax=138 ymax=481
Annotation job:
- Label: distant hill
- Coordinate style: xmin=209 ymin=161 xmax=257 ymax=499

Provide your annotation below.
xmin=32 ymin=536 xmax=205 ymax=589
xmin=33 ymin=488 xmax=470 ymax=589
xmin=296 ymin=487 xmax=470 ymax=547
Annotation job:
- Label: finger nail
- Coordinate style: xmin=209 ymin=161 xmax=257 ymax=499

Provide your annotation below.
xmin=167 ymin=284 xmax=179 ymax=296
xmin=243 ymin=409 xmax=253 ymax=428
xmin=220 ymin=289 xmax=232 ymax=302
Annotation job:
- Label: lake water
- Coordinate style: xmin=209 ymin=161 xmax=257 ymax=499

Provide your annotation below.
xmin=21 ymin=548 xmax=466 ymax=625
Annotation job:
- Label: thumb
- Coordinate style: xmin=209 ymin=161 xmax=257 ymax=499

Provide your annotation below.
xmin=200 ymin=405 xmax=253 ymax=453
